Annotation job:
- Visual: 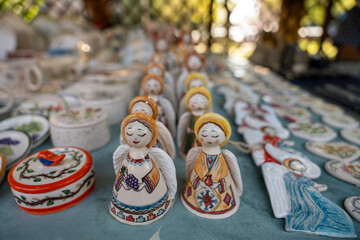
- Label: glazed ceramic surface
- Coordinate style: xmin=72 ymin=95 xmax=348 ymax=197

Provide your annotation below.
xmin=305 ymin=141 xmax=360 ymax=161
xmin=0 ymin=153 xmax=5 ymax=184
xmin=288 ymin=122 xmax=336 ymax=141
xmin=0 ymin=114 xmax=49 ymax=148
xmin=296 ymin=96 xmax=323 ymax=108
xmin=325 ymin=158 xmax=360 ymax=186
xmin=0 ymin=85 xmax=15 ymax=114
xmin=341 ymin=128 xmax=360 ymax=145
xmin=345 ymin=196 xmax=360 ymax=222
xmin=8 ymin=147 xmax=95 ymax=214
xmin=50 ymin=107 xmax=110 ymax=151
xmin=311 ymin=103 xmax=343 ymax=116
xmin=322 ymin=114 xmax=358 ymax=129
xmin=274 ymin=105 xmax=311 ymax=122
xmin=0 ymin=25 xmax=16 ymax=60
xmin=13 ymin=94 xmax=67 ymax=117
xmin=0 ymin=130 xmax=32 ymax=170
xmin=262 ymin=94 xmax=294 ymax=107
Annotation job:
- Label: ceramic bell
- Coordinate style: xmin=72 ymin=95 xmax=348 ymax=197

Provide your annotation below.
xmin=120 ymin=96 xmax=176 ymax=159
xmin=181 ymin=113 xmax=243 ymax=219
xmin=110 ymin=113 xmax=177 ymax=225
xmin=141 ymin=74 xmax=176 ymax=136
xmin=261 ymin=144 xmax=356 ymax=238
xmin=177 ymin=87 xmax=212 ymax=160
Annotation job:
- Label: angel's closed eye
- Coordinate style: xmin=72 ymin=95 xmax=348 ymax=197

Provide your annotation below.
xmin=211 ymin=135 xmax=219 ymax=138
xmin=126 ymin=132 xmax=133 ymax=136
xmin=201 ymin=134 xmax=208 ymax=137
xmin=138 ymin=133 xmax=146 ymax=137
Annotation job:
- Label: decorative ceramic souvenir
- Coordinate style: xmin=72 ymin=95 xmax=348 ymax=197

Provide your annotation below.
xmin=325 ymin=158 xmax=360 ymax=186
xmin=262 ymin=94 xmax=294 ymax=107
xmin=345 ymin=196 xmax=360 ymax=222
xmin=154 ymin=37 xmax=176 ymax=70
xmin=8 ymin=147 xmax=95 ymax=214
xmin=0 ymin=114 xmax=50 ymax=148
xmin=110 ymin=113 xmax=177 ymax=225
xmin=181 ymin=113 xmax=243 ymax=219
xmin=288 ymin=122 xmax=336 ymax=141
xmin=322 ymin=114 xmax=358 ymax=129
xmin=296 ymin=95 xmax=324 ymax=108
xmin=141 ymin=75 xmax=176 ymax=136
xmin=274 ymin=105 xmax=311 ymax=122
xmin=0 ymin=130 xmax=32 ymax=170
xmin=177 ymin=87 xmax=212 ymax=159
xmin=262 ymin=144 xmax=356 ymax=238
xmin=13 ymin=94 xmax=67 ymax=117
xmin=341 ymin=128 xmax=360 ymax=145
xmin=0 ymin=153 xmax=5 ymax=184
xmin=122 ymin=96 xmax=175 ymax=159
xmin=311 ymin=103 xmax=343 ymax=116
xmin=78 ymin=90 xmax=126 ymax=125
xmin=50 ymin=107 xmax=110 ymax=151
xmin=0 ymin=85 xmax=15 ymax=114
xmin=305 ymin=141 xmax=360 ymax=161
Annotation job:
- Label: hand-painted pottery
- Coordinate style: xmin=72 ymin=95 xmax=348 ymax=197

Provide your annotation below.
xmin=0 ymin=130 xmax=32 ymax=170
xmin=59 ymin=93 xmax=81 ymax=108
xmin=262 ymin=94 xmax=294 ymax=107
xmin=341 ymin=128 xmax=360 ymax=145
xmin=13 ymin=94 xmax=67 ymax=117
xmin=288 ymin=122 xmax=336 ymax=141
xmin=322 ymin=114 xmax=358 ymax=129
xmin=50 ymin=107 xmax=110 ymax=151
xmin=8 ymin=147 xmax=95 ymax=214
xmin=0 ymin=86 xmax=15 ymax=114
xmin=0 ymin=153 xmax=5 ymax=184
xmin=296 ymin=96 xmax=323 ymax=108
xmin=305 ymin=141 xmax=360 ymax=161
xmin=325 ymin=159 xmax=360 ymax=186
xmin=274 ymin=105 xmax=311 ymax=122
xmin=111 ymin=113 xmax=177 ymax=225
xmin=78 ymin=90 xmax=126 ymax=125
xmin=0 ymin=114 xmax=50 ymax=148
xmin=181 ymin=113 xmax=243 ymax=219
xmin=311 ymin=103 xmax=343 ymax=116
xmin=262 ymin=144 xmax=356 ymax=238
xmin=344 ymin=196 xmax=360 ymax=222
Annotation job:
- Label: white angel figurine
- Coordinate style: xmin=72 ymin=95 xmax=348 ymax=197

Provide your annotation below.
xmin=119 ymin=96 xmax=175 ymax=159
xmin=154 ymin=37 xmax=176 ymax=70
xmin=177 ymin=87 xmax=212 ymax=159
xmin=262 ymin=143 xmax=356 ymax=238
xmin=141 ymin=74 xmax=176 ymax=137
xmin=110 ymin=113 xmax=177 ymax=225
xmin=177 ymin=50 xmax=209 ymax=100
xmin=181 ymin=113 xmax=243 ymax=219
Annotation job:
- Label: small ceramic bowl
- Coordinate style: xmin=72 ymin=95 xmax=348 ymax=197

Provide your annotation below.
xmin=0 ymin=114 xmax=50 ymax=148
xmin=8 ymin=147 xmax=95 ymax=214
xmin=49 ymin=107 xmax=110 ymax=151
xmin=0 ymin=153 xmax=5 ymax=184
xmin=0 ymin=130 xmax=32 ymax=170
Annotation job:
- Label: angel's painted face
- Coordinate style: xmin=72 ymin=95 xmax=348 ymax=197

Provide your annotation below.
xmin=148 ymin=67 xmax=162 ymax=76
xmin=156 ymin=39 xmax=168 ymax=51
xmin=189 ymin=93 xmax=208 ymax=111
xmin=198 ymin=123 xmax=226 ymax=147
xmin=144 ymin=79 xmax=161 ymax=95
xmin=125 ymin=121 xmax=152 ymax=148
xmin=188 ymin=55 xmax=202 ymax=70
xmin=188 ymin=79 xmax=204 ymax=89
xmin=261 ymin=126 xmax=276 ymax=136
xmin=131 ymin=102 xmax=154 ymax=118
xmin=289 ymin=160 xmax=306 ymax=173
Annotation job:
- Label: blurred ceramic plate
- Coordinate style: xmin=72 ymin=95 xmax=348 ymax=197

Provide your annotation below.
xmin=0 ymin=130 xmax=32 ymax=170
xmin=311 ymin=103 xmax=343 ymax=116
xmin=341 ymin=128 xmax=360 ymax=145
xmin=288 ymin=122 xmax=337 ymax=141
xmin=0 ymin=114 xmax=50 ymax=148
xmin=305 ymin=141 xmax=360 ymax=162
xmin=275 ymin=106 xmax=311 ymax=122
xmin=322 ymin=114 xmax=358 ymax=129
xmin=296 ymin=96 xmax=324 ymax=108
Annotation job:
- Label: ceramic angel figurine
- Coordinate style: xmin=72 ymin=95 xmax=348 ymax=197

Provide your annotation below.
xmin=177 ymin=87 xmax=212 ymax=159
xmin=120 ymin=96 xmax=175 ymax=159
xmin=181 ymin=113 xmax=243 ymax=219
xmin=110 ymin=113 xmax=177 ymax=225
xmin=154 ymin=37 xmax=176 ymax=70
xmin=262 ymin=143 xmax=356 ymax=238
xmin=177 ymin=50 xmax=209 ymax=100
xmin=178 ymin=72 xmax=208 ymax=117
xmin=141 ymin=74 xmax=176 ymax=136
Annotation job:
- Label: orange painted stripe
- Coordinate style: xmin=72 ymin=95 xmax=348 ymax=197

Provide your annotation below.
xmin=8 ymin=147 xmax=93 ymax=194
xmin=17 ymin=180 xmax=95 ymax=215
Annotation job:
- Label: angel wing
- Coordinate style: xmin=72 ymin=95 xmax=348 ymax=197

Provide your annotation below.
xmin=243 ymin=128 xmax=264 ymax=145
xmin=261 ymin=105 xmax=284 ymax=129
xmin=164 ymin=72 xmax=175 ymax=91
xmin=185 ymin=147 xmax=201 ymax=181
xmin=261 ymin=162 xmax=290 ymax=218
xmin=177 ymin=112 xmax=192 ymax=149
xmin=176 ymin=69 xmax=188 ymax=99
xmin=178 ymin=97 xmax=187 ymax=118
xmin=148 ymin=148 xmax=177 ymax=199
xmin=222 ymin=149 xmax=243 ymax=198
xmin=113 ymin=144 xmax=131 ymax=174
xmin=159 ymin=97 xmax=176 ymax=136
xmin=234 ymin=101 xmax=249 ymax=126
xmin=157 ymin=121 xmax=176 ymax=159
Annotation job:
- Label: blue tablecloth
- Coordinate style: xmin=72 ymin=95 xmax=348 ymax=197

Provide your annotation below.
xmin=0 ymin=87 xmax=359 ymax=240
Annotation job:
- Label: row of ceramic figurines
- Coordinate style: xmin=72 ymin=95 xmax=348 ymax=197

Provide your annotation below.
xmin=109 ymin=47 xmax=243 ymax=224
xmin=216 ymin=85 xmax=357 ymax=238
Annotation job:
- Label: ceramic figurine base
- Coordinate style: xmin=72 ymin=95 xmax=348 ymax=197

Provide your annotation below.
xmin=345 ymin=196 xmax=360 ymax=222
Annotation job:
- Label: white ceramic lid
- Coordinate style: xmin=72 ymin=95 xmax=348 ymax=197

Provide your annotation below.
xmin=341 ymin=128 xmax=360 ymax=145
xmin=322 ymin=114 xmax=358 ymax=129
xmin=50 ymin=107 xmax=108 ymax=128
xmin=305 ymin=141 xmax=360 ymax=162
xmin=311 ymin=103 xmax=343 ymax=116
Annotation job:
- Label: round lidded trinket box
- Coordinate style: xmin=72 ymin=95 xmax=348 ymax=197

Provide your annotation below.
xmin=50 ymin=107 xmax=110 ymax=151
xmin=8 ymin=147 xmax=95 ymax=214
